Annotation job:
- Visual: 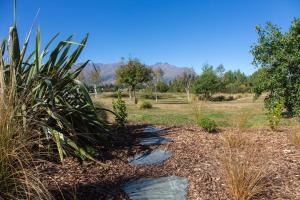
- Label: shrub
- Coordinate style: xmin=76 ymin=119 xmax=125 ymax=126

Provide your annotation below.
xmin=0 ymin=3 xmax=111 ymax=162
xmin=266 ymin=97 xmax=284 ymax=130
xmin=197 ymin=117 xmax=217 ymax=133
xmin=209 ymin=95 xmax=235 ymax=101
xmin=112 ymin=90 xmax=128 ymax=126
xmin=139 ymin=101 xmax=153 ymax=109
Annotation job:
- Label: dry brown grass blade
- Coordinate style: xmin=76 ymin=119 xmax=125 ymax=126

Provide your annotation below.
xmin=289 ymin=132 xmax=300 ymax=148
xmin=0 ymin=55 xmax=52 ymax=200
xmin=220 ymin=147 xmax=271 ymax=200
xmin=221 ymin=132 xmax=248 ymax=149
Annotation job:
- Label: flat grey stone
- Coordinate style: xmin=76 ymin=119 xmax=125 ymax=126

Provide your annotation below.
xmin=139 ymin=136 xmax=172 ymax=146
xmin=144 ymin=126 xmax=168 ymax=135
xmin=128 ymin=149 xmax=172 ymax=165
xmin=122 ymin=176 xmax=189 ymax=200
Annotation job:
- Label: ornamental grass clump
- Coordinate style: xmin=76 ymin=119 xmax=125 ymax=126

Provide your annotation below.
xmin=289 ymin=132 xmax=300 ymax=148
xmin=221 ymin=148 xmax=270 ymax=200
xmin=0 ymin=48 xmax=51 ymax=199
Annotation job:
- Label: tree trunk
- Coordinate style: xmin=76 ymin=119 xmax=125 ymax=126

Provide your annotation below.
xmin=93 ymin=84 xmax=97 ymax=96
xmin=133 ymin=89 xmax=138 ymax=104
xmin=129 ymin=90 xmax=132 ymax=100
xmin=185 ymin=88 xmax=190 ymax=103
xmin=155 ymin=84 xmax=158 ymax=102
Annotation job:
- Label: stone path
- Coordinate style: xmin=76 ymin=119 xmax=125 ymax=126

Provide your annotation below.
xmin=123 ymin=126 xmax=189 ymax=200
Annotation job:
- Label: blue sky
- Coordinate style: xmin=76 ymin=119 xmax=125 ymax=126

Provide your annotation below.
xmin=0 ymin=0 xmax=299 ymax=75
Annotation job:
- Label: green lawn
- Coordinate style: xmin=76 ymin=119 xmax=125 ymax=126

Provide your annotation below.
xmin=93 ymin=92 xmax=299 ymax=128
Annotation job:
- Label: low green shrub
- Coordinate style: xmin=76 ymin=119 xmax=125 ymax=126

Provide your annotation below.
xmin=112 ymin=90 xmax=128 ymax=126
xmin=139 ymin=101 xmax=153 ymax=109
xmin=266 ymin=97 xmax=284 ymax=130
xmin=197 ymin=117 xmax=217 ymax=132
xmin=209 ymin=95 xmax=235 ymax=101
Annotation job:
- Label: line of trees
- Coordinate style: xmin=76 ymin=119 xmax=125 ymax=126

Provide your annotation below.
xmin=112 ymin=59 xmax=264 ymax=103
xmin=77 ymin=58 xmax=263 ymax=103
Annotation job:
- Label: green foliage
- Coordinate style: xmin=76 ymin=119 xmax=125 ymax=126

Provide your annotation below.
xmin=112 ymin=90 xmax=128 ymax=126
xmin=139 ymin=101 xmax=153 ymax=109
xmin=0 ymin=15 xmax=110 ymax=162
xmin=140 ymin=88 xmax=157 ymax=99
xmin=157 ymin=81 xmax=169 ymax=92
xmin=251 ymin=18 xmax=300 ymax=115
xmin=197 ymin=117 xmax=217 ymax=133
xmin=193 ymin=64 xmax=220 ymax=98
xmin=222 ymin=70 xmax=249 ymax=93
xmin=266 ymin=97 xmax=284 ymax=130
xmin=116 ymin=59 xmax=153 ymax=103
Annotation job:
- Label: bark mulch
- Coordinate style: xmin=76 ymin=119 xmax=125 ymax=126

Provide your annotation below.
xmin=38 ymin=124 xmax=300 ymax=200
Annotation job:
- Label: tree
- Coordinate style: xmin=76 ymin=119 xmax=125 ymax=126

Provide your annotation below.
xmin=216 ymin=64 xmax=225 ymax=78
xmin=251 ymin=18 xmax=300 ymax=115
xmin=116 ymin=59 xmax=153 ymax=104
xmin=181 ymin=69 xmax=196 ymax=103
xmin=169 ymin=77 xmax=185 ymax=92
xmin=156 ymin=81 xmax=169 ymax=93
xmin=153 ymin=68 xmax=164 ymax=102
xmin=194 ymin=64 xmax=220 ymax=98
xmin=88 ymin=64 xmax=101 ymax=95
xmin=223 ymin=70 xmax=249 ymax=93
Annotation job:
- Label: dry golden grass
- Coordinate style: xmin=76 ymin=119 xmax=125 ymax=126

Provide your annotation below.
xmin=220 ymin=147 xmax=270 ymax=200
xmin=221 ymin=132 xmax=248 ymax=149
xmin=289 ymin=132 xmax=300 ymax=148
xmin=0 ymin=70 xmax=52 ymax=200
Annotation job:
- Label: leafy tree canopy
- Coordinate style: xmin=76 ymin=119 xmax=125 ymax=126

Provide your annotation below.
xmin=193 ymin=64 xmax=220 ymax=98
xmin=251 ymin=18 xmax=300 ymax=114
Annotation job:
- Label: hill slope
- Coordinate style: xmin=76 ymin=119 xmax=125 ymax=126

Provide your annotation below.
xmin=79 ymin=62 xmax=194 ymax=84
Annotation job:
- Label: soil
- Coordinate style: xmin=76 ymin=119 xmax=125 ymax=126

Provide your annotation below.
xmin=38 ymin=124 xmax=300 ymax=200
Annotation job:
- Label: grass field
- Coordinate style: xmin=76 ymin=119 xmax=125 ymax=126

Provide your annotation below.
xmin=94 ymin=92 xmax=299 ymax=128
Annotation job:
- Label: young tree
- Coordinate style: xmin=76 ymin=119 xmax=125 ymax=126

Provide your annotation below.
xmin=251 ymin=18 xmax=300 ymax=115
xmin=153 ymin=68 xmax=164 ymax=102
xmin=116 ymin=59 xmax=153 ymax=104
xmin=88 ymin=64 xmax=101 ymax=95
xmin=181 ymin=68 xmax=196 ymax=103
xmin=194 ymin=64 xmax=220 ymax=98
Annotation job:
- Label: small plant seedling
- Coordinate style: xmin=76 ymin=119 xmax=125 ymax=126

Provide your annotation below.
xmin=112 ymin=90 xmax=128 ymax=126
xmin=197 ymin=117 xmax=217 ymax=133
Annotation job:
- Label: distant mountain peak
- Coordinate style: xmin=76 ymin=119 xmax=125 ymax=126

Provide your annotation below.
xmin=78 ymin=62 xmax=194 ymax=84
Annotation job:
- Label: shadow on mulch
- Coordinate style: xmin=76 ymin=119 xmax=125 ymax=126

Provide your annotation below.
xmin=50 ymin=176 xmax=131 ymax=200
xmin=48 ymin=123 xmax=172 ymax=199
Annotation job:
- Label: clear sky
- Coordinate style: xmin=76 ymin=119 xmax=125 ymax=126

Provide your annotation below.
xmin=0 ymin=0 xmax=299 ymax=75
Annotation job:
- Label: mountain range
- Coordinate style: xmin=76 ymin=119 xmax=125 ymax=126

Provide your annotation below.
xmin=79 ymin=62 xmax=194 ymax=84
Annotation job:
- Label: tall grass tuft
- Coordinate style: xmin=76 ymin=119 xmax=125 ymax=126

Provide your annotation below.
xmin=289 ymin=132 xmax=300 ymax=148
xmin=0 ymin=62 xmax=51 ymax=199
xmin=221 ymin=132 xmax=248 ymax=149
xmin=221 ymin=148 xmax=270 ymax=200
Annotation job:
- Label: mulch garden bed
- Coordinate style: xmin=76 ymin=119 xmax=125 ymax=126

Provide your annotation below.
xmin=38 ymin=124 xmax=300 ymax=200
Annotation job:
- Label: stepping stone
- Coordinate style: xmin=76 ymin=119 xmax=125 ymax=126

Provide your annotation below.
xmin=122 ymin=176 xmax=189 ymax=200
xmin=139 ymin=136 xmax=172 ymax=146
xmin=144 ymin=126 xmax=168 ymax=135
xmin=128 ymin=149 xmax=172 ymax=165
